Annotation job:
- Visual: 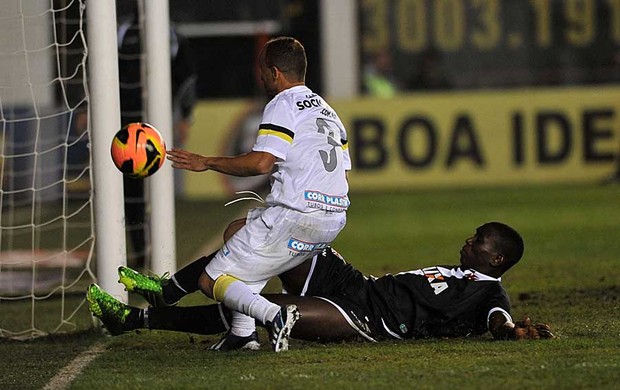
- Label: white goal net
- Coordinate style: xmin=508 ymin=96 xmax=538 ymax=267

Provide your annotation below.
xmin=0 ymin=0 xmax=96 ymax=339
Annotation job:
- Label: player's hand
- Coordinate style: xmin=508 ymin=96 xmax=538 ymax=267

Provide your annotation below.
xmin=166 ymin=148 xmax=210 ymax=172
xmin=513 ymin=317 xmax=555 ymax=340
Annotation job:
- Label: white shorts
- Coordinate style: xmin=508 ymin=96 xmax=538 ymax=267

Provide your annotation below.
xmin=206 ymin=206 xmax=346 ymax=286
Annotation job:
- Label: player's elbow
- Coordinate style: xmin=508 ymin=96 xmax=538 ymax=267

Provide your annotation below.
xmin=488 ymin=311 xmax=515 ymax=340
xmin=254 ymin=162 xmax=273 ymax=175
xmin=253 ymin=152 xmax=276 ymax=175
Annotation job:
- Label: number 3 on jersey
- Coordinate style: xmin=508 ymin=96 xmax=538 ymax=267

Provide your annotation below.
xmin=316 ymin=118 xmax=339 ymax=172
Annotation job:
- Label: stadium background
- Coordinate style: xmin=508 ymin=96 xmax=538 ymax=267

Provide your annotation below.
xmin=160 ymin=0 xmax=619 ymax=197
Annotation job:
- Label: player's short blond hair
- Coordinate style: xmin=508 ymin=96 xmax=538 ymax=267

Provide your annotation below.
xmin=263 ymin=36 xmax=307 ymax=82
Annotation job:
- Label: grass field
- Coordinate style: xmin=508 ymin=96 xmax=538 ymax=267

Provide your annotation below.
xmin=1 ymin=184 xmax=619 ymax=389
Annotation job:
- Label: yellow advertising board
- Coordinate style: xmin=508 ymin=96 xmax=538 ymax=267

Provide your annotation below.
xmin=185 ymin=87 xmax=620 ymax=198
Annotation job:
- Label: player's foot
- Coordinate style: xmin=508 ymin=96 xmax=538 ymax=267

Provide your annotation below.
xmin=117 ymin=266 xmax=176 ymax=307
xmin=86 ymin=283 xmax=133 ymax=336
xmin=267 ymin=305 xmax=301 ymax=352
xmin=209 ymin=331 xmax=260 ymax=352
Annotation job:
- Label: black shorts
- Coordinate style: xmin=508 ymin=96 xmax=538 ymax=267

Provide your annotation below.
xmin=301 ymin=249 xmax=385 ymax=341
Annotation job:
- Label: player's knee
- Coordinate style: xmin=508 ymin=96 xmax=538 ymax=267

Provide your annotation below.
xmin=198 ymin=272 xmax=216 ymax=299
xmin=212 ymin=274 xmax=241 ymax=302
xmin=223 ymin=218 xmax=245 ymax=242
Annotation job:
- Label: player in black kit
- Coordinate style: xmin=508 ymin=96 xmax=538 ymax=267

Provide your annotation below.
xmin=88 ymin=222 xmax=553 ymax=346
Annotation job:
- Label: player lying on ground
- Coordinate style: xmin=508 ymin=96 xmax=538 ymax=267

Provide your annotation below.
xmin=87 ymin=222 xmax=554 ymax=347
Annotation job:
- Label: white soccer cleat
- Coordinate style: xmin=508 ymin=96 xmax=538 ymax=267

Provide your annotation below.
xmin=267 ymin=304 xmax=301 ymax=352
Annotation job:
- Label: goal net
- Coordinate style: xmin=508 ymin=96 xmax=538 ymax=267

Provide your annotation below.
xmin=0 ymin=0 xmax=96 ymax=339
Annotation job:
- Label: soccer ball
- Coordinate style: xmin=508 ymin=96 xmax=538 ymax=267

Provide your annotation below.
xmin=110 ymin=122 xmax=166 ymax=178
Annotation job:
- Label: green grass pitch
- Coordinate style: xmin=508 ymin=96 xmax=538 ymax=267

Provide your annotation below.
xmin=1 ymin=184 xmax=619 ymax=389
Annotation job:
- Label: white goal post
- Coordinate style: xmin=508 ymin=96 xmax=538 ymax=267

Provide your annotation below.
xmin=143 ymin=0 xmax=177 ymax=276
xmin=87 ymin=0 xmax=127 ymax=301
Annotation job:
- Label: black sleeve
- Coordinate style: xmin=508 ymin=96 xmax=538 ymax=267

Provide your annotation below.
xmin=481 ymin=284 xmax=512 ymax=329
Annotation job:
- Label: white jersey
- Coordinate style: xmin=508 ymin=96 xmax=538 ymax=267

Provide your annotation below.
xmin=253 ymin=85 xmax=351 ymax=213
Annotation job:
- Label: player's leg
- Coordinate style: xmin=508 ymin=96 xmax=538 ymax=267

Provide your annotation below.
xmin=88 ymin=283 xmax=232 ymax=335
xmin=118 ymin=215 xmax=247 ymax=306
xmin=147 ymin=297 xmax=358 ymax=343
xmin=145 ymin=304 xmax=231 ymax=335
xmin=201 ymin=210 xmax=300 ymax=351
xmin=199 ymin=270 xmax=274 ymax=350
xmin=200 ymin=207 xmax=284 ymax=319
xmin=278 ymin=259 xmax=313 ymax=295
xmin=119 ymin=251 xmax=216 ymax=307
xmin=223 ymin=217 xmax=246 ymax=242
xmin=204 ymin=207 xmax=346 ymax=351
xmin=89 ymin=284 xmax=356 ymax=341
xmin=161 ymin=253 xmax=216 ymax=302
xmin=264 ymin=294 xmax=360 ymax=341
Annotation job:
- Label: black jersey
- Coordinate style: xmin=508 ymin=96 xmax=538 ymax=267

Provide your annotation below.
xmin=304 ymin=248 xmax=512 ymax=341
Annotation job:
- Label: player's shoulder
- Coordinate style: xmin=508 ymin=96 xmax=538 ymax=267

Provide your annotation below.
xmin=282 ymin=86 xmax=328 ymax=109
xmin=265 ymin=86 xmax=311 ymax=112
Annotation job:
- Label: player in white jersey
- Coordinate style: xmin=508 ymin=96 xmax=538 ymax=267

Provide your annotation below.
xmin=166 ymin=37 xmax=350 ymax=352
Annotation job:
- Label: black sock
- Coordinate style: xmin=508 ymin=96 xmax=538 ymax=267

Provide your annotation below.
xmin=162 ymin=252 xmax=216 ymax=304
xmin=146 ymin=304 xmax=232 ymax=335
xmin=121 ymin=307 xmax=144 ymax=332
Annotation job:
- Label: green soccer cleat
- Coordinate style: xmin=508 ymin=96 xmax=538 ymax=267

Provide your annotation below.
xmin=117 ymin=266 xmax=175 ymax=307
xmin=86 ymin=283 xmax=132 ymax=336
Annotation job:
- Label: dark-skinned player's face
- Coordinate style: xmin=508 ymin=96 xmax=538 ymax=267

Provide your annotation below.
xmin=459 ymin=225 xmax=499 ymax=270
xmin=258 ymin=52 xmax=278 ymax=99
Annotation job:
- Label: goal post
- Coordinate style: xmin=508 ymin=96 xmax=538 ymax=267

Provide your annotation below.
xmin=144 ymin=0 xmax=176 ymax=276
xmin=87 ymin=0 xmax=128 ymax=300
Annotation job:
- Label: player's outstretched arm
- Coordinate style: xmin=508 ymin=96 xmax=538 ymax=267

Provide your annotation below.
xmin=489 ymin=312 xmax=555 ymax=340
xmin=167 ymin=149 xmax=275 ymax=176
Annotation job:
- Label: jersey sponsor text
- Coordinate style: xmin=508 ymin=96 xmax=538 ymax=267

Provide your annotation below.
xmin=288 ymin=238 xmax=329 ymax=256
xmin=304 ymin=190 xmax=350 ymax=211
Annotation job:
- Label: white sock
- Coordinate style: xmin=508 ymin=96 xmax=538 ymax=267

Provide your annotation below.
xmin=229 ymin=311 xmax=256 ymax=337
xmin=221 ymin=280 xmax=281 ymax=325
